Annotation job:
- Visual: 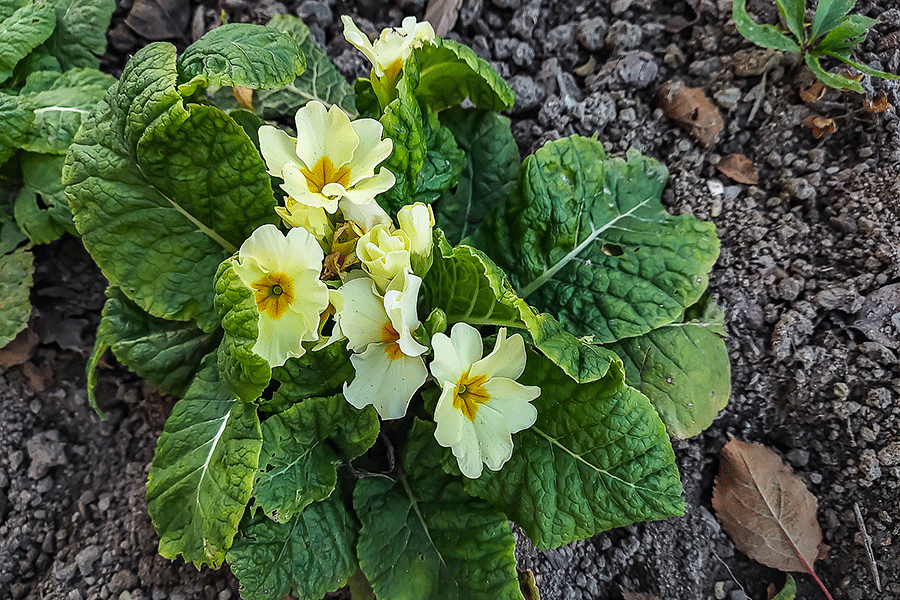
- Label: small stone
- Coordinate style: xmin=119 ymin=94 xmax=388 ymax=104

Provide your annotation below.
xmin=860 ymin=427 xmax=877 ymax=443
xmin=508 ymin=75 xmax=545 ymax=113
xmin=688 ymin=57 xmax=722 ymax=77
xmin=877 ymin=441 xmax=900 ymax=466
xmin=68 ymin=591 xmax=85 ymax=600
xmin=491 ymin=0 xmax=520 ymax=8
xmin=574 ymin=17 xmax=606 ymax=51
xmin=297 ymin=0 xmax=330 ymax=22
xmin=75 ymin=545 xmax=102 ymax=576
xmin=729 ymin=591 xmax=750 ymax=600
xmin=511 ymin=42 xmax=535 ymax=67
xmin=509 ymin=0 xmax=541 ymax=38
xmin=778 ymin=277 xmax=802 ymax=301
xmin=575 ymin=92 xmax=617 ymax=131
xmin=606 ymin=50 xmax=658 ymax=88
xmin=810 ymin=472 xmax=823 ymax=484
xmin=611 ymin=0 xmax=634 ymax=13
xmin=53 ymin=560 xmax=77 ymax=582
xmin=715 ymin=581 xmax=727 ymax=600
xmin=783 ymin=177 xmax=816 ymax=202
xmin=25 ymin=430 xmax=68 ymax=479
xmin=714 ymin=87 xmax=742 ymax=110
xmin=604 ymin=20 xmax=642 ymax=51
xmin=217 ymin=591 xmax=232 ymax=600
xmin=707 ymin=179 xmax=724 ymax=196
xmin=786 ymin=449 xmax=810 ymax=467
xmin=109 ymin=570 xmax=139 ymax=595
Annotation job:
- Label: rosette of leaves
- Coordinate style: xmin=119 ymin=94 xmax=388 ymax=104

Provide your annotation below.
xmin=733 ymin=0 xmax=900 ymax=92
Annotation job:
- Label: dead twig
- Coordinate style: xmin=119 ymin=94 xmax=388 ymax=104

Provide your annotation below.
xmin=853 ymin=502 xmax=881 ymax=592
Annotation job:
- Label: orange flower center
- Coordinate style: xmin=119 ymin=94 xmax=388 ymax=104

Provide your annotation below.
xmin=452 ymin=372 xmax=490 ymax=421
xmin=381 ymin=322 xmax=404 ymax=360
xmin=251 ymin=272 xmax=294 ymax=319
xmin=300 ymin=156 xmax=352 ymax=195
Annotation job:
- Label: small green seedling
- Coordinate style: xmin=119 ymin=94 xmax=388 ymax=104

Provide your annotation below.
xmin=733 ymin=0 xmax=900 ymax=92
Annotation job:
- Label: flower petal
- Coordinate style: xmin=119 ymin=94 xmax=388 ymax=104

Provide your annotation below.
xmin=384 ymin=273 xmax=426 ymax=357
xmin=433 ymin=382 xmax=466 ymax=447
xmin=471 ymin=328 xmax=528 ymax=380
xmin=238 ymin=224 xmax=288 ymax=270
xmin=258 ymin=126 xmax=298 ymax=177
xmin=482 ymin=378 xmax=540 ymax=434
xmin=348 ymin=118 xmax=393 ymax=184
xmin=341 ymin=16 xmax=382 ymax=75
xmin=253 ymin=309 xmax=311 ymax=367
xmin=279 ymin=162 xmax=340 ymax=213
xmin=430 ymin=322 xmax=483 ymax=385
xmin=339 ymin=197 xmax=392 ymax=232
xmin=450 ymin=419 xmax=483 ymax=478
xmin=335 ymin=276 xmax=388 ymax=352
xmin=472 ymin=407 xmax=514 ymax=472
xmin=338 ymin=168 xmax=396 ymax=206
xmin=344 ymin=346 xmax=427 ymax=419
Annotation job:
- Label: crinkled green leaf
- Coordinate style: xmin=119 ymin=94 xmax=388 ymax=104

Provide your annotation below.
xmin=814 ymin=14 xmax=877 ymax=52
xmin=414 ymin=39 xmax=515 ymax=111
xmin=0 ymin=202 xmax=27 ymax=255
xmin=413 ymin=106 xmax=465 ymax=205
xmin=0 ymin=0 xmax=29 ymax=22
xmin=146 ymin=356 xmax=262 ymax=568
xmin=525 ymin=312 xmax=620 ymax=384
xmin=355 ymin=419 xmax=524 ymax=600
xmin=458 ymin=351 xmax=684 ymax=549
xmin=178 ymin=23 xmax=305 ymax=89
xmin=40 ymin=0 xmax=114 ymax=70
xmin=607 ymin=297 xmax=730 ymax=439
xmin=253 ymin=395 xmax=378 ymax=523
xmin=97 ymin=286 xmax=222 ymax=397
xmin=810 ymin=0 xmax=856 ymax=43
xmin=84 ymin=335 xmax=108 ymax=418
xmin=804 ymin=52 xmax=864 ymax=91
xmin=264 ymin=344 xmax=355 ymax=413
xmin=0 ymin=1 xmax=56 ymax=84
xmin=0 ymin=246 xmax=33 ymax=347
xmin=772 ymin=574 xmax=797 ymax=600
xmin=474 ymin=136 xmax=720 ymax=344
xmin=732 ymin=0 xmax=801 ymax=51
xmin=64 ymin=43 xmax=277 ymax=331
xmin=15 ymin=153 xmax=74 ymax=243
xmin=256 ymin=13 xmax=355 ymax=117
xmin=821 ymin=50 xmax=900 ymax=80
xmin=227 ymin=493 xmax=357 ymax=600
xmin=775 ymin=0 xmax=806 ymax=43
xmin=213 ymin=256 xmax=271 ymax=403
xmin=378 ymin=57 xmax=425 ymax=213
xmin=436 ymin=107 xmax=520 ymax=246
xmin=0 ymin=92 xmax=33 ymax=168
xmin=20 ymin=67 xmax=115 ymax=154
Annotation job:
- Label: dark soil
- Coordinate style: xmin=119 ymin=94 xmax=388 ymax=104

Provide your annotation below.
xmin=2 ymin=0 xmax=899 ymax=599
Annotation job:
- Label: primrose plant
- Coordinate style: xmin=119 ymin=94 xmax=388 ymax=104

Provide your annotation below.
xmin=65 ymin=12 xmax=731 ymax=600
xmin=733 ymin=0 xmax=900 ymax=92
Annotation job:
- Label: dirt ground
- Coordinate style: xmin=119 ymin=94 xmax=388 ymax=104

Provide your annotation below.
xmin=2 ymin=0 xmax=899 ymax=599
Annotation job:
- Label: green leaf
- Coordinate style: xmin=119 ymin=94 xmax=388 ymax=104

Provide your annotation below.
xmin=0 ymin=93 xmax=33 ymax=166
xmin=804 ymin=52 xmax=864 ymax=91
xmin=459 ymin=351 xmax=684 ymax=549
xmin=414 ymin=106 xmax=465 ymax=205
xmin=822 ymin=50 xmax=900 ymax=80
xmin=732 ymin=0 xmax=802 ymax=51
xmin=0 ymin=246 xmax=33 ymax=348
xmin=227 ymin=493 xmax=358 ymax=600
xmin=40 ymin=0 xmax=115 ymax=70
xmin=414 ymin=39 xmax=515 ymax=111
xmin=257 ymin=13 xmax=356 ymax=117
xmin=146 ymin=356 xmax=262 ymax=568
xmin=0 ymin=0 xmax=29 ymax=22
xmin=435 ymin=108 xmax=520 ymax=246
xmin=97 ymin=287 xmax=223 ymax=397
xmin=64 ymin=43 xmax=277 ymax=331
xmin=772 ymin=574 xmax=797 ymax=600
xmin=355 ymin=419 xmax=524 ymax=600
xmin=0 ymin=1 xmax=56 ymax=84
xmin=814 ymin=14 xmax=878 ymax=52
xmin=607 ymin=297 xmax=731 ymax=438
xmin=0 ymin=201 xmax=27 ymax=257
xmin=810 ymin=0 xmax=857 ymax=43
xmin=20 ymin=67 xmax=115 ymax=154
xmin=84 ymin=335 xmax=108 ymax=418
xmin=178 ymin=23 xmax=305 ymax=89
xmin=213 ymin=256 xmax=271 ymax=403
xmin=775 ymin=0 xmax=806 ymax=43
xmin=15 ymin=153 xmax=74 ymax=244
xmin=474 ymin=136 xmax=720 ymax=344
xmin=525 ymin=312 xmax=620 ymax=384
xmin=253 ymin=395 xmax=378 ymax=523
xmin=264 ymin=344 xmax=356 ymax=413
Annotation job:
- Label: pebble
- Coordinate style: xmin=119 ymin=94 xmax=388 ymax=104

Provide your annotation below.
xmin=611 ymin=0 xmax=634 ymax=13
xmin=510 ymin=0 xmax=541 ymax=38
xmin=604 ymin=20 xmax=642 ymax=51
xmin=607 ymin=50 xmax=659 ymax=88
xmin=68 ymin=591 xmax=84 ymax=600
xmin=108 ymin=569 xmax=139 ymax=595
xmin=575 ymin=17 xmax=606 ymax=50
xmin=714 ymin=87 xmax=742 ymax=110
xmin=75 ymin=545 xmax=102 ymax=576
xmin=786 ymin=449 xmax=810 ymax=467
xmin=53 ymin=560 xmax=77 ymax=582
xmin=25 ymin=430 xmax=68 ymax=479
xmin=491 ymin=0 xmax=520 ymax=8
xmin=508 ymin=75 xmax=545 ymax=113
xmin=783 ymin=177 xmax=816 ymax=202
xmin=296 ymin=0 xmax=330 ymax=22
xmin=574 ymin=92 xmax=617 ymax=131
xmin=729 ymin=591 xmax=750 ymax=600
xmin=877 ymin=440 xmax=900 ymax=466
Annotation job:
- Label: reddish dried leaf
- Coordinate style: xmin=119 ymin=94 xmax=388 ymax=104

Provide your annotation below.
xmin=656 ymin=80 xmax=724 ymax=147
xmin=800 ymin=78 xmax=826 ymax=103
xmin=712 ymin=436 xmax=822 ymax=573
xmin=717 ymin=153 xmax=759 ymax=185
xmin=802 ymin=115 xmax=836 ymax=139
xmin=864 ymin=95 xmax=892 ymax=114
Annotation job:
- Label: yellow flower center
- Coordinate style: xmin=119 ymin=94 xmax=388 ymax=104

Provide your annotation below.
xmin=381 ymin=322 xmax=404 ymax=361
xmin=251 ymin=272 xmax=295 ymax=319
xmin=452 ymin=372 xmax=490 ymax=421
xmin=300 ymin=156 xmax=352 ymax=195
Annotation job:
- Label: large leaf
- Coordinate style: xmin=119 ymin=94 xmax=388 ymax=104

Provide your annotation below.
xmin=0 ymin=0 xmax=30 ymax=22
xmin=15 ymin=153 xmax=74 ymax=244
xmin=414 ymin=39 xmax=514 ymax=111
xmin=459 ymin=351 xmax=684 ymax=549
xmin=413 ymin=105 xmax=465 ymax=205
xmin=0 ymin=246 xmax=33 ymax=348
xmin=732 ymin=0 xmax=801 ymax=52
xmin=96 ymin=287 xmax=222 ymax=397
xmin=804 ymin=52 xmax=864 ymax=92
xmin=146 ymin=357 xmax=262 ymax=568
xmin=257 ymin=13 xmax=356 ymax=116
xmin=474 ymin=136 xmax=720 ymax=344
xmin=775 ymin=0 xmax=806 ymax=43
xmin=40 ymin=0 xmax=115 ymax=70
xmin=810 ymin=0 xmax=857 ymax=43
xmin=213 ymin=256 xmax=270 ymax=403
xmin=64 ymin=42 xmax=277 ymax=332
xmin=0 ymin=93 xmax=33 ymax=166
xmin=355 ymin=419 xmax=524 ymax=600
xmin=0 ymin=1 xmax=56 ymax=84
xmin=227 ymin=493 xmax=357 ymax=600
xmin=813 ymin=14 xmax=878 ymax=52
xmin=608 ymin=297 xmax=731 ymax=439
xmin=436 ymin=108 xmax=520 ymax=246
xmin=253 ymin=395 xmax=378 ymax=523
xmin=820 ymin=50 xmax=900 ymax=80
xmin=264 ymin=344 xmax=356 ymax=413
xmin=20 ymin=67 xmax=115 ymax=154
xmin=178 ymin=23 xmax=305 ymax=89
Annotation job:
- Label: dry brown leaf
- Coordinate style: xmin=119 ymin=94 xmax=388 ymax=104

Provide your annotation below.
xmin=864 ymin=95 xmax=892 ymax=114
xmin=620 ymin=587 xmax=660 ymax=600
xmin=233 ymin=86 xmax=254 ymax=111
xmin=125 ymin=0 xmax=190 ymax=40
xmin=717 ymin=153 xmax=759 ymax=185
xmin=802 ymin=115 xmax=836 ymax=139
xmin=424 ymin=0 xmax=463 ymax=37
xmin=655 ymin=80 xmax=723 ymax=147
xmin=0 ymin=328 xmax=38 ymax=369
xmin=713 ymin=436 xmax=831 ymax=597
xmin=574 ymin=56 xmax=597 ymax=77
xmin=800 ymin=78 xmax=826 ymax=103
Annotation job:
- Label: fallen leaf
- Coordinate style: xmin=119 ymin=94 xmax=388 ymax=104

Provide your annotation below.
xmin=125 ymin=0 xmax=190 ymax=41
xmin=232 ymin=86 xmax=254 ymax=111
xmin=717 ymin=153 xmax=759 ymax=185
xmin=424 ymin=0 xmax=463 ymax=37
xmin=574 ymin=56 xmax=597 ymax=77
xmin=802 ymin=115 xmax=836 ymax=139
xmin=863 ymin=95 xmax=892 ymax=114
xmin=620 ymin=587 xmax=660 ymax=600
xmin=713 ymin=436 xmax=833 ymax=599
xmin=799 ymin=78 xmax=826 ymax=103
xmin=0 ymin=328 xmax=39 ymax=368
xmin=656 ymin=80 xmax=724 ymax=147
xmin=518 ymin=569 xmax=540 ymax=600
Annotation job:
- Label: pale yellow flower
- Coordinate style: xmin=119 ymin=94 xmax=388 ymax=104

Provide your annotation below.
xmin=275 ymin=197 xmax=334 ymax=242
xmin=356 ymin=224 xmax=412 ymax=292
xmin=341 ymin=15 xmax=436 ymax=79
xmin=397 ymin=202 xmax=435 ymax=258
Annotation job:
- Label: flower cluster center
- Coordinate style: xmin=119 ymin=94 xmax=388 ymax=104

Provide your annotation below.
xmin=251 ymin=272 xmax=295 ymax=319
xmin=301 ymin=156 xmax=352 ymax=195
xmin=453 ymin=372 xmax=490 ymax=421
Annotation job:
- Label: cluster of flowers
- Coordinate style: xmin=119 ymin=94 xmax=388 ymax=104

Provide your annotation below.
xmin=229 ymin=18 xmax=539 ymax=479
